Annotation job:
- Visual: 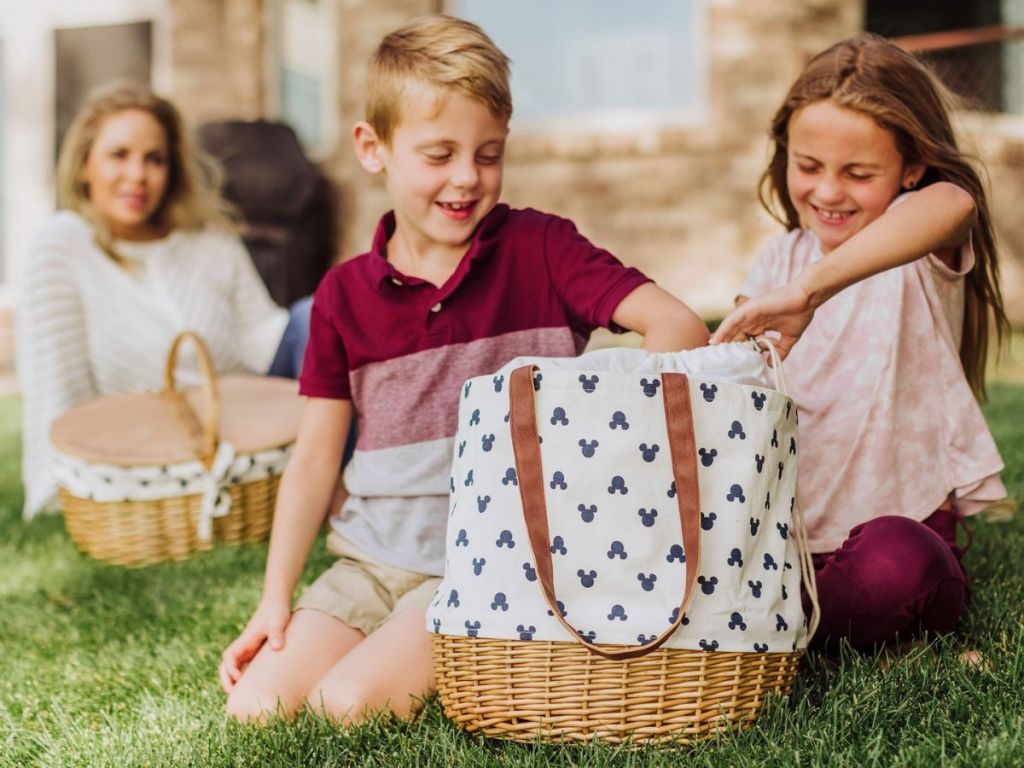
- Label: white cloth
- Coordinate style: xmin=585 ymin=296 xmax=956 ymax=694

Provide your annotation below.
xmin=739 ymin=207 xmax=1006 ymax=552
xmin=498 ymin=343 xmax=784 ymax=388
xmin=16 ymin=211 xmax=289 ymax=519
xmin=428 ymin=342 xmax=810 ymax=653
xmin=53 ymin=442 xmax=292 ymax=541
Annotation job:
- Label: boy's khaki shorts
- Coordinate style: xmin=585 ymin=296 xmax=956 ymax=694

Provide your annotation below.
xmin=296 ymin=531 xmax=441 ymax=636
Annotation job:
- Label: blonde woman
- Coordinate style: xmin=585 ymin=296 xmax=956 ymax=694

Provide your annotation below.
xmin=17 ymin=82 xmax=310 ymax=520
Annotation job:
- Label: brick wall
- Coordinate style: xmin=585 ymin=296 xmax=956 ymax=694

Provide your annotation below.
xmin=169 ymin=0 xmax=267 ymax=125
xmin=166 ymin=0 xmax=1024 ymax=325
xmin=976 ymin=121 xmax=1024 ymax=326
xmin=327 ymin=0 xmax=440 ymax=272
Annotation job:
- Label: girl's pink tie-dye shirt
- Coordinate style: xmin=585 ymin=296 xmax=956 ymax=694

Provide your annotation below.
xmin=739 ymin=212 xmax=1007 ymax=553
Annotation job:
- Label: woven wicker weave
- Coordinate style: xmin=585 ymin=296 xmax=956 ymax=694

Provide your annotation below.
xmin=433 ymin=635 xmax=801 ymax=744
xmin=54 ymin=332 xmax=297 ymax=568
xmin=59 ymin=475 xmax=278 ymax=567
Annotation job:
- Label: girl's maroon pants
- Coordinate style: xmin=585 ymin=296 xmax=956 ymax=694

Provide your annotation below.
xmin=805 ymin=508 xmax=969 ymax=651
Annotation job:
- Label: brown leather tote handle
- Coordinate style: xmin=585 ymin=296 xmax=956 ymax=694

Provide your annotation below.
xmin=509 ymin=365 xmax=702 ymax=660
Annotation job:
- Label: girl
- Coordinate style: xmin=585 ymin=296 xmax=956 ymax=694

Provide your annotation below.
xmin=712 ymin=34 xmax=1009 ymax=652
xmin=17 ymin=82 xmax=310 ymax=520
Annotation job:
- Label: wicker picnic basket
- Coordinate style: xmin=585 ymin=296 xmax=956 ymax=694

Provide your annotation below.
xmin=51 ymin=331 xmax=302 ymax=567
xmin=430 ymin=342 xmax=819 ymax=745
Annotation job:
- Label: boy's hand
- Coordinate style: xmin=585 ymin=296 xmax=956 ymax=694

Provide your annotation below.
xmin=710 ymin=282 xmax=814 ymax=361
xmin=218 ymin=596 xmax=292 ymax=693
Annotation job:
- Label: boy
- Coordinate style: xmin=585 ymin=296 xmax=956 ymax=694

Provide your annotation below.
xmin=219 ymin=14 xmax=708 ymax=723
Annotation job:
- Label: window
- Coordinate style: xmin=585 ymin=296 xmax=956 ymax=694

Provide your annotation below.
xmin=867 ymin=0 xmax=1024 ymax=115
xmin=271 ymin=0 xmax=337 ymax=156
xmin=455 ymin=0 xmax=705 ymax=131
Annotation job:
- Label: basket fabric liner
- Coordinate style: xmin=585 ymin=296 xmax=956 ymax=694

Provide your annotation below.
xmin=54 ymin=443 xmax=292 ymax=539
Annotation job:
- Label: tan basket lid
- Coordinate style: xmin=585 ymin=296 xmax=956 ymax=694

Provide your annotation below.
xmin=51 ymin=375 xmax=302 ymax=466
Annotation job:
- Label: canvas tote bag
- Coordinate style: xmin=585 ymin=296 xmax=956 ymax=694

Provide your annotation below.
xmin=428 ymin=339 xmax=819 ymax=743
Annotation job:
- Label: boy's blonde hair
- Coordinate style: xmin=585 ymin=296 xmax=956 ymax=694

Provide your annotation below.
xmin=57 ymin=81 xmax=236 ymax=263
xmin=759 ymin=34 xmax=1008 ymax=400
xmin=366 ymin=15 xmax=512 ymax=145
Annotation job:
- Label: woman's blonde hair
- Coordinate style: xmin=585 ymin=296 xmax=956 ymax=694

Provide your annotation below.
xmin=56 ymin=81 xmax=236 ymax=262
xmin=759 ymin=33 xmax=1008 ymax=400
xmin=366 ymin=14 xmax=512 ymax=145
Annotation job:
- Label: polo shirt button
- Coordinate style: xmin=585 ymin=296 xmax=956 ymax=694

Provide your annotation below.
xmin=430 ymin=302 xmax=442 ymax=313
xmin=391 ymin=277 xmax=403 ymax=286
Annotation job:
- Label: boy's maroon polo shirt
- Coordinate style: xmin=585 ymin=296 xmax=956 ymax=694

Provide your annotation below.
xmin=301 ymin=204 xmax=649 ymax=401
xmin=298 ymin=203 xmax=650 ymax=574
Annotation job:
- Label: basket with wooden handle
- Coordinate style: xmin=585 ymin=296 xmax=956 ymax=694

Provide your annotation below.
xmin=429 ymin=340 xmax=818 ymax=744
xmin=51 ymin=331 xmax=302 ymax=567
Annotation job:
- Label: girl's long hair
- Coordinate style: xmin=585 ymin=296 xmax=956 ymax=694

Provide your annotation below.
xmin=56 ymin=81 xmax=236 ymax=263
xmin=759 ymin=33 xmax=1008 ymax=399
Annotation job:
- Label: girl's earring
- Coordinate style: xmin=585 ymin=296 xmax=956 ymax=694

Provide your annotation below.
xmin=904 ymin=178 xmax=918 ymax=190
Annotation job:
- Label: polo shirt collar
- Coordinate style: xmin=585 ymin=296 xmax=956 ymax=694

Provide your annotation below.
xmin=368 ymin=204 xmax=511 ymax=290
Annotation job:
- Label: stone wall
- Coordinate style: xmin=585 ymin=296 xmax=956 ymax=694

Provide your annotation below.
xmin=166 ymin=0 xmax=1024 ymax=324
xmin=169 ymin=0 xmax=268 ymax=125
xmin=327 ymin=0 xmax=441 ymax=266
xmin=973 ymin=118 xmax=1024 ymax=326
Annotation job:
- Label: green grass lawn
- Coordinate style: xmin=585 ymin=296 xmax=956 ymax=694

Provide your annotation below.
xmin=2 ymin=385 xmax=1023 ymax=768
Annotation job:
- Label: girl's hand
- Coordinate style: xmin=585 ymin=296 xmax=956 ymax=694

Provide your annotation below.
xmin=218 ymin=596 xmax=292 ymax=693
xmin=710 ymin=282 xmax=814 ymax=360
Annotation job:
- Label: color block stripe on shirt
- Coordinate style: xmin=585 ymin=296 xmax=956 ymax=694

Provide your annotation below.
xmin=350 ymin=327 xmax=582 ymax=451
xmin=343 ymin=437 xmax=454 ymax=498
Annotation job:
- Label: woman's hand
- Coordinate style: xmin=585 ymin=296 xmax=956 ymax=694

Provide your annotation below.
xmin=218 ymin=596 xmax=292 ymax=693
xmin=710 ymin=282 xmax=814 ymax=361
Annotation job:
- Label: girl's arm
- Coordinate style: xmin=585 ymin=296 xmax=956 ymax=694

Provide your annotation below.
xmin=711 ymin=182 xmax=975 ymax=356
xmin=611 ymin=283 xmax=710 ymax=352
xmin=219 ymin=397 xmax=351 ymax=691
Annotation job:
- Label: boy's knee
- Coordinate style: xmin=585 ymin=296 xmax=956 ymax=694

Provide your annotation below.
xmin=307 ymin=680 xmax=377 ymax=724
xmin=225 ymin=689 xmax=262 ymax=723
xmin=225 ymin=686 xmax=290 ymax=724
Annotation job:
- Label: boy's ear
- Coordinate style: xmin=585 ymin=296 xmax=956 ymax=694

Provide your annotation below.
xmin=353 ymin=122 xmax=386 ymax=174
